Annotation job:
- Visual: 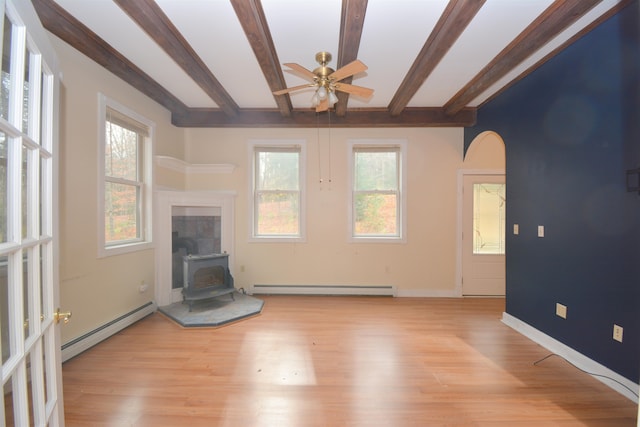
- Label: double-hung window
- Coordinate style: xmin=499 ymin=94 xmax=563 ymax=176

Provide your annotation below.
xmin=250 ymin=141 xmax=305 ymax=241
xmin=98 ymin=95 xmax=153 ymax=256
xmin=349 ymin=141 xmax=406 ymax=242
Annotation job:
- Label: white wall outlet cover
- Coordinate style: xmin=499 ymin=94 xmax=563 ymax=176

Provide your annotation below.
xmin=513 ymin=224 xmax=519 ymax=235
xmin=556 ymin=303 xmax=567 ymax=319
xmin=538 ymin=225 xmax=545 ymax=237
xmin=613 ymin=324 xmax=623 ymax=342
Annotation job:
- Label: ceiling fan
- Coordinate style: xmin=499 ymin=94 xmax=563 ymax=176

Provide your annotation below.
xmin=273 ymin=52 xmax=374 ymax=112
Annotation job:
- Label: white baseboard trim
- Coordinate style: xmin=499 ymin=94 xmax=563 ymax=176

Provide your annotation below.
xmin=502 ymin=312 xmax=639 ymax=402
xmin=397 ymin=289 xmax=459 ymax=298
xmin=61 ymin=302 xmax=156 ymax=362
xmin=250 ymin=284 xmax=396 ymax=297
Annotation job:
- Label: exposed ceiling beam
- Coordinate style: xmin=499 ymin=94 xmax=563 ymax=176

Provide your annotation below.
xmin=32 ymin=0 xmax=190 ymax=116
xmin=388 ymin=0 xmax=486 ymax=116
xmin=230 ymin=0 xmax=293 ymax=117
xmin=172 ymin=107 xmax=476 ymax=128
xmin=334 ymin=0 xmax=368 ymax=117
xmin=444 ymin=0 xmax=604 ymax=115
xmin=114 ymin=0 xmax=239 ymax=117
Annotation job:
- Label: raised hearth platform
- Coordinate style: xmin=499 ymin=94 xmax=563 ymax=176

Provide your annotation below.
xmin=158 ymin=291 xmax=263 ymax=327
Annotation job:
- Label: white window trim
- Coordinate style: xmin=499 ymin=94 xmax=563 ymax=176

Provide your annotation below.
xmin=247 ymin=139 xmax=307 ymax=243
xmin=347 ymin=139 xmax=407 ymax=243
xmin=97 ymin=94 xmax=154 ymax=257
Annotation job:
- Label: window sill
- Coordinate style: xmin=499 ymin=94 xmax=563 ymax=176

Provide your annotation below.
xmin=248 ymin=236 xmax=306 ymax=244
xmin=98 ymin=241 xmax=154 ymax=258
xmin=349 ymin=236 xmax=406 ymax=244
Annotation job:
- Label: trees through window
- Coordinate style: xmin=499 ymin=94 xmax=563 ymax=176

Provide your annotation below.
xmin=350 ymin=142 xmax=406 ymax=241
xmin=250 ymin=143 xmax=305 ymax=240
xmin=99 ymin=95 xmax=153 ymax=255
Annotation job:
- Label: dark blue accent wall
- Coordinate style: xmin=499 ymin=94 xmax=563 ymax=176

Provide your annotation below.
xmin=465 ymin=1 xmax=639 ymax=383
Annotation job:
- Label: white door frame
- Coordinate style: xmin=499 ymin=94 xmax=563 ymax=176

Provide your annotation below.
xmin=154 ymin=190 xmax=236 ymax=306
xmin=455 ymin=169 xmax=505 ymax=297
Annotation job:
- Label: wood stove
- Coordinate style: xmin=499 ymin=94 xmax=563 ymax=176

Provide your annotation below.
xmin=182 ymin=253 xmax=235 ymax=311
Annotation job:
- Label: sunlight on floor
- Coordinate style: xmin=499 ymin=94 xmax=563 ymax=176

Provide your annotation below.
xmin=234 ymin=329 xmax=317 ymax=386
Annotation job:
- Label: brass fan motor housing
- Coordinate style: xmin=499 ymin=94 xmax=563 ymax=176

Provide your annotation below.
xmin=313 ymin=51 xmax=335 ymax=79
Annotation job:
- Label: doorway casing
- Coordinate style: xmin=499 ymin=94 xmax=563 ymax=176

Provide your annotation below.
xmin=455 ymin=131 xmax=506 ymax=297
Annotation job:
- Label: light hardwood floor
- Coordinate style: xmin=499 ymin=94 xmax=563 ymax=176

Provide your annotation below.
xmin=61 ymin=296 xmax=637 ymax=426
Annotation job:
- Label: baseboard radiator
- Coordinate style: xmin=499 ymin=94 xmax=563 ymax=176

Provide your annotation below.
xmin=61 ymin=302 xmax=156 ymax=362
xmin=250 ymin=284 xmax=397 ymax=297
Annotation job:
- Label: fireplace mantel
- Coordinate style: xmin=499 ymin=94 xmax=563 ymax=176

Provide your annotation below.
xmin=155 ymin=190 xmax=236 ymax=306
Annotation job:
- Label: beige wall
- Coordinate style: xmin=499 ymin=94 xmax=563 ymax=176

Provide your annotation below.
xmin=464 ymin=131 xmax=506 ymax=169
xmin=184 ymin=127 xmax=466 ymax=295
xmin=53 ymin=35 xmax=183 ymax=343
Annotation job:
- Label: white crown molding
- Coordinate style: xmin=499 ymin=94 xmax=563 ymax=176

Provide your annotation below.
xmin=155 ymin=155 xmax=235 ymax=174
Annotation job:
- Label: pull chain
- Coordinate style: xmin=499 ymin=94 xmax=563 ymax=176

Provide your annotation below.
xmin=316 ymin=112 xmax=322 ymax=184
xmin=327 ymin=109 xmax=332 ymax=184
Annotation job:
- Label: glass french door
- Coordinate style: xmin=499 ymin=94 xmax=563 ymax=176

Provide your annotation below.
xmin=0 ymin=0 xmax=63 ymax=425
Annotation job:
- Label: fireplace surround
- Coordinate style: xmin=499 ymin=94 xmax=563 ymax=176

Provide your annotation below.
xmin=155 ymin=190 xmax=236 ymax=307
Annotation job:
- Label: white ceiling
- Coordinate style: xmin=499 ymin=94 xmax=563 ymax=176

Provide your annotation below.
xmin=45 ymin=0 xmax=625 ymax=125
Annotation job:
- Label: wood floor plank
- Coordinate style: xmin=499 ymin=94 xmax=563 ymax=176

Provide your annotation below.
xmin=61 ymin=296 xmax=637 ymax=426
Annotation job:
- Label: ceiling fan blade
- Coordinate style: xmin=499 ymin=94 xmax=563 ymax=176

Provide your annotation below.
xmin=328 ymin=60 xmax=367 ymax=82
xmin=334 ymin=83 xmax=374 ymax=99
xmin=315 ymin=98 xmax=329 ymax=112
xmin=283 ymin=63 xmax=317 ymax=82
xmin=273 ymin=84 xmax=314 ymax=96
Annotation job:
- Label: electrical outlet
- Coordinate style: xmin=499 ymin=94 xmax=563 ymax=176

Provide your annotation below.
xmin=556 ymin=303 xmax=567 ymax=319
xmin=513 ymin=224 xmax=519 ymax=235
xmin=613 ymin=324 xmax=623 ymax=342
xmin=538 ymin=225 xmax=545 ymax=237
xmin=138 ymin=281 xmax=149 ymax=293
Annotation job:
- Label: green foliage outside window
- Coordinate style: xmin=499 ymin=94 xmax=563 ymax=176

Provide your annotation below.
xmin=104 ymin=120 xmax=141 ymax=243
xmin=354 ymin=149 xmax=399 ymax=236
xmin=255 ymin=149 xmax=300 ymax=236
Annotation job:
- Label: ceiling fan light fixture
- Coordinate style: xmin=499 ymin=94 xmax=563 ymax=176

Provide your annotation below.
xmin=311 ymin=92 xmax=319 ymax=107
xmin=328 ymin=90 xmax=338 ymax=106
xmin=317 ymin=86 xmax=327 ymax=100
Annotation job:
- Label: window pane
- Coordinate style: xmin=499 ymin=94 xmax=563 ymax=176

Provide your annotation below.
xmin=257 ymin=191 xmax=299 ymax=235
xmin=29 ymin=346 xmax=45 ymax=425
xmin=22 ymin=48 xmax=31 ymax=134
xmin=39 ymin=71 xmax=45 ymax=146
xmin=355 ymin=193 xmax=397 ymax=235
xmin=355 ymin=151 xmax=398 ymax=191
xmin=0 ymin=16 xmax=12 ymax=121
xmin=257 ymin=151 xmax=299 ymax=191
xmin=21 ymin=146 xmax=27 ymax=239
xmin=473 ymin=183 xmax=506 ymax=255
xmin=1 ymin=255 xmax=10 ymax=364
xmin=105 ymin=122 xmax=138 ymax=181
xmin=0 ymin=132 xmax=6 ymax=242
xmin=105 ymin=182 xmax=139 ymax=243
xmin=22 ymin=253 xmax=29 ymax=341
xmin=39 ymin=154 xmax=44 ymax=237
